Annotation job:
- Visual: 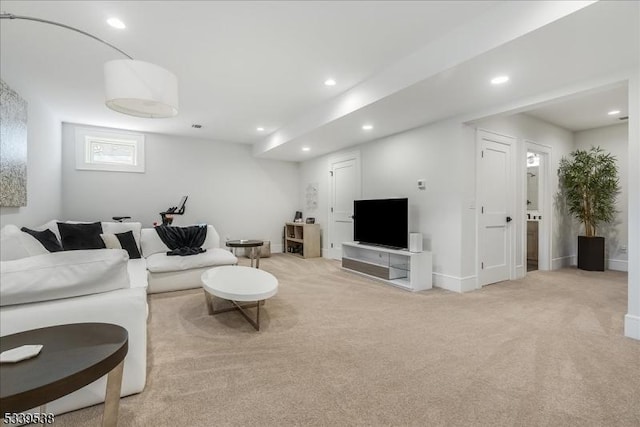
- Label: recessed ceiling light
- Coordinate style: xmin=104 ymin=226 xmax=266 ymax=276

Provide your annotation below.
xmin=362 ymin=124 xmax=373 ymax=130
xmin=256 ymin=127 xmax=265 ymax=132
xmin=302 ymin=147 xmax=311 ymax=152
xmin=607 ymin=110 xmax=621 ymax=116
xmin=490 ymin=75 xmax=509 ymax=85
xmin=107 ymin=18 xmax=126 ymax=29
xmin=324 ymin=79 xmax=336 ymax=86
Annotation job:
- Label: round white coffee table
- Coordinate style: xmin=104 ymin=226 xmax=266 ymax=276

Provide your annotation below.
xmin=201 ymin=266 xmax=278 ymax=331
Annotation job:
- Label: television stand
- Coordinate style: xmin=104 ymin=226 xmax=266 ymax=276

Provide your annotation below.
xmin=341 ymin=242 xmax=432 ymax=291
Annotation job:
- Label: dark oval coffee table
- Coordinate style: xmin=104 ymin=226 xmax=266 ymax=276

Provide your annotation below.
xmin=226 ymin=239 xmax=264 ymax=268
xmin=0 ymin=323 xmax=128 ymax=426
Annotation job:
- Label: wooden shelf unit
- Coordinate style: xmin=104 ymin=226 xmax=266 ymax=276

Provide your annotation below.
xmin=284 ymin=222 xmax=321 ymax=258
xmin=342 ymin=242 xmax=432 ymax=291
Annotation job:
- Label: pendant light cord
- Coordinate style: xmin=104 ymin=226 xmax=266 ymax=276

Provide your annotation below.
xmin=0 ymin=13 xmax=133 ymax=60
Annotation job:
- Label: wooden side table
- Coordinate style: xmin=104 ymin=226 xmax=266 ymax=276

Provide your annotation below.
xmin=0 ymin=323 xmax=128 ymax=426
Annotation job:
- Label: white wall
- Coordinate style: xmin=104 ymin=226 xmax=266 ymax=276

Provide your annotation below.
xmin=299 ymin=112 xmax=574 ymax=290
xmin=472 ymin=113 xmax=576 ymax=272
xmin=0 ymin=92 xmax=62 ymax=228
xmin=61 ymin=123 xmax=299 ymax=252
xmin=298 ymin=154 xmax=331 ymax=249
xmin=624 ymin=71 xmax=639 ymax=340
xmin=300 ymin=118 xmax=476 ymax=291
xmin=574 ymin=124 xmax=628 ymax=271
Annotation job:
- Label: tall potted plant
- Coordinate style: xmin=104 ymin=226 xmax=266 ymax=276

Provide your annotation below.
xmin=558 ymin=146 xmax=619 ymax=271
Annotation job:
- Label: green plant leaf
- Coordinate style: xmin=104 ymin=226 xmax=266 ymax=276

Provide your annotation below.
xmin=557 ymin=146 xmax=619 ymax=237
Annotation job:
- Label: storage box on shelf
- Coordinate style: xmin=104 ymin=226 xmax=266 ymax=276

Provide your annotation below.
xmin=284 ymin=222 xmax=320 ymax=258
xmin=341 ymin=242 xmax=432 ymax=291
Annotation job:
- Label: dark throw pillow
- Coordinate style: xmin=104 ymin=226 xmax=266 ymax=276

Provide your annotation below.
xmin=57 ymin=222 xmax=106 ymax=250
xmin=100 ymin=230 xmax=142 ymax=259
xmin=20 ymin=227 xmax=63 ymax=252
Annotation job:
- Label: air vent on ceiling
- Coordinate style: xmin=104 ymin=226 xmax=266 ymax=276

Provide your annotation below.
xmin=191 ymin=124 xmax=202 ymax=129
xmin=619 ymin=116 xmax=628 ymax=121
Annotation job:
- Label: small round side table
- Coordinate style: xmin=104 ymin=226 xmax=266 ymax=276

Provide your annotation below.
xmin=225 ymin=239 xmax=264 ymax=268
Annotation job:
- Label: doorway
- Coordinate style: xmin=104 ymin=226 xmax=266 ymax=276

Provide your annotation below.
xmin=477 ymin=130 xmax=516 ymax=286
xmin=525 ymin=142 xmax=551 ymax=272
xmin=328 ymin=152 xmax=361 ymax=260
xmin=526 ymin=152 xmax=541 ymax=271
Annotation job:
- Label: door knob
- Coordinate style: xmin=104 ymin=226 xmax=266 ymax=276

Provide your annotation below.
xmin=506 ymin=216 xmax=512 ymax=223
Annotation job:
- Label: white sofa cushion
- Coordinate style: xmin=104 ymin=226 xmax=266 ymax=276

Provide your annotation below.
xmin=0 ymin=225 xmax=49 ymax=261
xmin=127 ymin=258 xmax=149 ymax=289
xmin=145 ymin=248 xmax=237 ymax=273
xmin=141 ymin=224 xmax=220 ymax=257
xmin=0 ymin=249 xmax=130 ymax=306
xmin=140 ymin=228 xmax=169 ymax=257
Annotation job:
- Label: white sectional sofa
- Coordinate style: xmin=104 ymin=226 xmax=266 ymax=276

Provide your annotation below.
xmin=0 ymin=220 xmax=236 ymax=416
xmin=0 ymin=224 xmax=148 ymax=416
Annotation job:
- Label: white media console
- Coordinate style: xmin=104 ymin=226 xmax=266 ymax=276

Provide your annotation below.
xmin=341 ymin=242 xmax=432 ymax=291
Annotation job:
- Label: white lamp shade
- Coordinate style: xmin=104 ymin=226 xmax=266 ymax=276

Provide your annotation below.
xmin=104 ymin=59 xmax=179 ymax=118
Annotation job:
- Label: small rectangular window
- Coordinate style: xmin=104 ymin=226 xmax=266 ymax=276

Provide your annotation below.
xmin=75 ymin=128 xmax=144 ymax=173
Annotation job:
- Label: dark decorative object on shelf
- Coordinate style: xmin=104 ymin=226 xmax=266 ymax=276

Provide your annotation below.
xmin=293 ymin=211 xmax=303 ymax=223
xmin=558 ymin=146 xmax=619 ymax=271
xmin=305 ymin=217 xmax=315 ymax=224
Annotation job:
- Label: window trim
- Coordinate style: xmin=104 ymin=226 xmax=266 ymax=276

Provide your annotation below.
xmin=75 ymin=127 xmax=145 ymax=173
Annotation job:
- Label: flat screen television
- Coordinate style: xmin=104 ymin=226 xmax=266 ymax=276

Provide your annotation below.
xmin=353 ymin=198 xmax=408 ymax=249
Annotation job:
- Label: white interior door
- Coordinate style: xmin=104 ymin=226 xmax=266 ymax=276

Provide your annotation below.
xmin=478 ymin=131 xmax=515 ymax=286
xmin=329 ymin=155 xmax=361 ymax=260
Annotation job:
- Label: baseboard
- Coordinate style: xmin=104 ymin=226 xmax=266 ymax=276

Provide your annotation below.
xmin=327 ymin=247 xmax=342 ymax=260
xmin=552 ymin=255 xmax=575 ymax=270
xmin=625 ymin=314 xmax=640 ymax=340
xmin=608 ymin=259 xmax=628 ymax=272
xmin=550 ymin=256 xmax=628 ymax=271
xmin=459 ymin=275 xmax=477 ymax=292
xmin=433 ymin=273 xmax=477 ymax=293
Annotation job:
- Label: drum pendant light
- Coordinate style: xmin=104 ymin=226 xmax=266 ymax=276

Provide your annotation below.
xmin=1 ymin=13 xmax=179 ymax=118
xmin=104 ymin=59 xmax=179 ymax=118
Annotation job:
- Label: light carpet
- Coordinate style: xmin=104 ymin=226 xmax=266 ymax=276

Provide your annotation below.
xmin=57 ymin=255 xmax=639 ymax=426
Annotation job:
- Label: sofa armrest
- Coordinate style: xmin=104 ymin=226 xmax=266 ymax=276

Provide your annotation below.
xmin=0 ymin=286 xmax=148 ymax=414
xmin=0 ymin=249 xmax=130 ymax=306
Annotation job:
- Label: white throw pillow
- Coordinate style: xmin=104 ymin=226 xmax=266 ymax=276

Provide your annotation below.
xmin=34 ymin=219 xmax=62 ymax=242
xmin=0 ymin=225 xmax=48 ymax=261
xmin=0 ymin=249 xmax=130 ymax=306
xmin=102 ymin=222 xmax=142 ymax=251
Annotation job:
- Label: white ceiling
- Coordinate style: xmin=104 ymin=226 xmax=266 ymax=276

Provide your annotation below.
xmin=1 ymin=1 xmax=638 ymax=161
xmin=525 ymin=84 xmax=629 ymax=132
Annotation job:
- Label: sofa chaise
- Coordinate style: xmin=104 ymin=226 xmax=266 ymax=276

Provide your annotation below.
xmin=0 ymin=220 xmax=237 ymax=416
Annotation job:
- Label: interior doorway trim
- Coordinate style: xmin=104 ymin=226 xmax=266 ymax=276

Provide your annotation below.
xmin=525 ymin=140 xmax=552 ymax=271
xmin=327 ymin=150 xmax=361 ymax=260
xmin=475 ymin=128 xmax=517 ymax=288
